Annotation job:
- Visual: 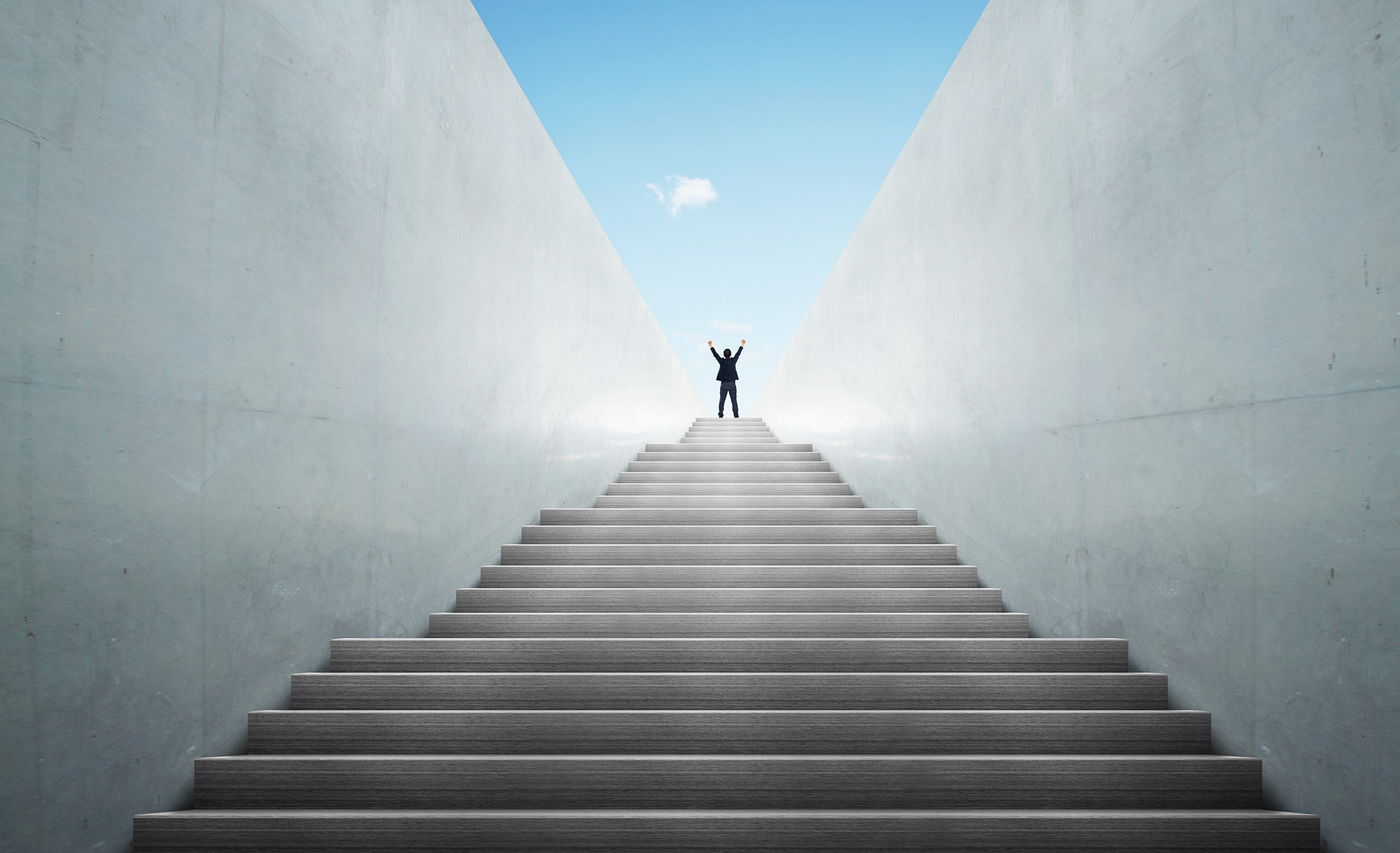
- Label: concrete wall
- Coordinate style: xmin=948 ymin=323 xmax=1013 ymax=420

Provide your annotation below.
xmin=0 ymin=2 xmax=702 ymax=849
xmin=756 ymin=1 xmax=1398 ymax=848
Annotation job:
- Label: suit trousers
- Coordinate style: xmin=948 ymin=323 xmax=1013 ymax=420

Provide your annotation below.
xmin=718 ymin=382 xmax=738 ymax=417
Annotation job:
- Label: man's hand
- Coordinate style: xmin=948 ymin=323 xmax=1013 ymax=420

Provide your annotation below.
xmin=741 ymin=339 xmax=746 ymax=346
xmin=708 ymin=341 xmax=713 ymax=347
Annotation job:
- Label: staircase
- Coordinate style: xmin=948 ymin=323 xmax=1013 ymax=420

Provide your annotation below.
xmin=135 ymin=417 xmax=1320 ymax=851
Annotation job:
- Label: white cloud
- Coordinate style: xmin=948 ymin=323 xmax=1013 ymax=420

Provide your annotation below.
xmin=646 ymin=175 xmax=717 ymax=218
xmin=709 ymin=320 xmax=752 ymax=333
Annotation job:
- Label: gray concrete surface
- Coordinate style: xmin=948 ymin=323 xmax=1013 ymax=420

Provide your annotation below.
xmin=0 ymin=1 xmax=700 ymax=850
xmin=755 ymin=1 xmax=1398 ymax=848
xmin=136 ymin=418 xmax=1313 ymax=849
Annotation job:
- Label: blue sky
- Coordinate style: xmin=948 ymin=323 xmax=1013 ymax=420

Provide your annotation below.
xmin=472 ymin=0 xmax=987 ymax=401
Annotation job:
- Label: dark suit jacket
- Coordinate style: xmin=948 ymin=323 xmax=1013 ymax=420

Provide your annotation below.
xmin=711 ymin=346 xmax=742 ymax=382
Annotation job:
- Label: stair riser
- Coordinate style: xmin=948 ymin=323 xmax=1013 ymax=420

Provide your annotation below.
xmin=683 ymin=430 xmax=775 ymax=433
xmin=606 ymin=483 xmax=852 ymax=495
xmin=478 ymin=565 xmax=979 ymax=588
xmin=192 ymin=756 xmax=1263 ymax=810
xmin=542 ymin=509 xmax=908 ymax=524
xmin=519 ymin=526 xmax=938 ymax=544
xmin=455 ymin=587 xmax=995 ymax=611
xmin=132 ymin=812 xmax=1323 ymax=853
xmin=638 ymin=452 xmax=820 ymax=461
xmin=133 ymin=414 xmax=1312 ymax=847
xmin=684 ymin=431 xmax=775 ymax=435
xmin=594 ymin=496 xmax=864 ymax=507
xmin=289 ymin=673 xmax=1170 ymax=711
xmin=326 ymin=638 xmax=1125 ymax=673
xmin=646 ymin=444 xmax=810 ymax=452
xmin=619 ymin=472 xmax=841 ymax=482
xmin=427 ymin=612 xmax=1029 ymax=637
xmin=681 ymin=433 xmax=776 ymax=438
xmin=500 ymin=544 xmax=959 ymax=565
xmin=685 ymin=432 xmax=774 ymax=437
xmin=629 ymin=462 xmax=832 ymax=472
xmin=245 ymin=710 xmax=1212 ymax=755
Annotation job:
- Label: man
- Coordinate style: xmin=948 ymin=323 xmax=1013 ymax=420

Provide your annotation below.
xmin=709 ymin=339 xmax=744 ymax=418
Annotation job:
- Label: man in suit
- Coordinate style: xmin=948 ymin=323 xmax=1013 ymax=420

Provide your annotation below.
xmin=709 ymin=339 xmax=744 ymax=418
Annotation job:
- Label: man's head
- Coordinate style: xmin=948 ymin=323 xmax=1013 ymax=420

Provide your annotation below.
xmin=723 ymin=348 xmax=732 ymax=358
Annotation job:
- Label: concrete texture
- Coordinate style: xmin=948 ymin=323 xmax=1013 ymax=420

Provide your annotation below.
xmin=134 ymin=418 xmax=1313 ymax=849
xmin=0 ymin=1 xmax=700 ymax=850
xmin=127 ymin=810 xmax=1320 ymax=853
xmin=754 ymin=1 xmax=1398 ymax=848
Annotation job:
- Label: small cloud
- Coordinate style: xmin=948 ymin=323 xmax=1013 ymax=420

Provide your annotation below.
xmin=709 ymin=320 xmax=752 ymax=333
xmin=646 ymin=175 xmax=717 ymax=218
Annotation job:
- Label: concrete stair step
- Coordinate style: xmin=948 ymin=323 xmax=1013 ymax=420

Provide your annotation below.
xmin=244 ymin=709 xmax=1212 ymax=755
xmin=646 ymin=444 xmax=811 ymax=452
xmin=541 ymin=509 xmax=912 ymax=525
xmin=455 ymin=587 xmax=994 ymax=612
xmin=685 ymin=434 xmax=774 ymax=439
xmin=606 ymin=483 xmax=852 ymax=495
xmin=638 ymin=452 xmax=821 ymax=461
xmin=478 ymin=565 xmax=978 ymax=588
xmin=135 ymin=420 xmax=1319 ymax=851
xmin=500 ymin=543 xmax=958 ymax=565
xmin=190 ymin=754 xmax=1262 ymax=810
xmin=289 ymin=671 xmax=1170 ymax=710
xmin=685 ymin=429 xmax=776 ymax=434
xmin=326 ymin=637 xmax=1123 ymax=673
xmin=519 ymin=525 xmax=937 ymax=544
xmin=682 ymin=434 xmax=777 ymax=439
xmin=595 ymin=495 xmax=864 ymax=507
xmin=132 ymin=808 xmax=1321 ymax=852
xmin=618 ymin=472 xmax=841 ymax=482
xmin=427 ymin=612 xmax=1027 ymax=638
xmin=628 ymin=462 xmax=832 ymax=472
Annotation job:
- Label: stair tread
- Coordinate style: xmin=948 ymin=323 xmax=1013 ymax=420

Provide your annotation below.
xmin=428 ymin=611 xmax=1028 ymax=637
xmin=142 ymin=420 xmax=1318 ymax=848
xmin=290 ymin=671 xmax=1170 ymax=711
xmin=454 ymin=586 xmax=994 ymax=609
xmin=244 ymin=708 xmax=1211 ymax=754
xmin=138 ymin=807 xmax=1316 ymax=816
xmin=479 ymin=566 xmax=978 ymax=587
xmin=518 ymin=525 xmax=938 ymax=543
xmin=500 ymin=543 xmax=960 ymax=565
xmin=539 ymin=509 xmax=911 ymax=523
xmin=327 ymin=637 xmax=1127 ymax=673
xmin=605 ymin=483 xmax=854 ymax=493
xmin=189 ymin=754 xmax=1264 ymax=810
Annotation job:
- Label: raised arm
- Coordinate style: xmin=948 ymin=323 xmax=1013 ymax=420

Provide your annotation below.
xmin=734 ymin=340 xmax=745 ymax=360
xmin=709 ymin=342 xmax=721 ymax=363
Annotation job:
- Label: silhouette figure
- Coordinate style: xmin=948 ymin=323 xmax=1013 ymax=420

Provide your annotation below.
xmin=709 ymin=339 xmax=744 ymax=418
